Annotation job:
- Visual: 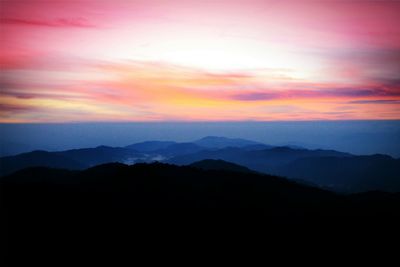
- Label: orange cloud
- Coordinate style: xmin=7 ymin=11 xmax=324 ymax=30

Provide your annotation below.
xmin=2 ymin=59 xmax=399 ymax=122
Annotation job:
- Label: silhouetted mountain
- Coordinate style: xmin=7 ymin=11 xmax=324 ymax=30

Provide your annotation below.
xmin=2 ymin=162 xmax=400 ymax=264
xmin=277 ymin=154 xmax=400 ymax=192
xmin=1 ymin=137 xmax=399 ymax=193
xmin=125 ymin=136 xmax=264 ymax=153
xmin=0 ymin=137 xmax=273 ymax=176
xmin=169 ymin=146 xmax=352 ymax=174
xmin=0 ymin=150 xmax=85 ymax=176
xmin=241 ymin=144 xmax=274 ymax=150
xmin=190 ymin=159 xmax=255 ymax=173
xmin=0 ymin=141 xmax=35 ymax=157
xmin=0 ymin=137 xmax=272 ymax=176
xmin=2 ymin=162 xmax=399 ymax=215
xmin=276 ymin=141 xmax=322 ymax=150
xmin=125 ymin=141 xmax=177 ymax=152
xmin=56 ymin=145 xmax=144 ymax=166
xmin=0 ymin=162 xmax=385 ymax=213
xmin=150 ymin=142 xmax=204 ymax=157
xmin=0 ymin=146 xmax=148 ymax=176
xmin=168 ymin=146 xmax=400 ymax=192
xmin=194 ymin=136 xmax=263 ymax=148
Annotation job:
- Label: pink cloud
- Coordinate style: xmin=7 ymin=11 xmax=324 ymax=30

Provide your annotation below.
xmin=0 ymin=17 xmax=96 ymax=28
xmin=1 ymin=0 xmax=400 ymax=122
xmin=230 ymin=86 xmax=400 ymax=102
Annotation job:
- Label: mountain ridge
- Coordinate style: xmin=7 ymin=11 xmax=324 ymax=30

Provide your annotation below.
xmin=1 ymin=136 xmax=399 ymax=193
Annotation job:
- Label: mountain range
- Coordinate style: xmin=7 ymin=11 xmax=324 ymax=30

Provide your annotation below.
xmin=1 ymin=136 xmax=399 ymax=192
xmin=3 ymin=160 xmax=400 ymax=217
xmin=3 ymin=159 xmax=400 ymax=265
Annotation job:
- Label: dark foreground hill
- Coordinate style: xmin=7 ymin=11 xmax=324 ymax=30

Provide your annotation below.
xmin=2 ymin=161 xmax=400 ymax=264
xmin=189 ymin=159 xmax=257 ymax=173
xmin=3 ymin=160 xmax=400 ymax=213
xmin=2 ymin=161 xmax=400 ymax=218
xmin=2 ymin=161 xmax=339 ymax=213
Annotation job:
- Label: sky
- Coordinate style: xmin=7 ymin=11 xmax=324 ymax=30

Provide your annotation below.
xmin=1 ymin=0 xmax=400 ymax=122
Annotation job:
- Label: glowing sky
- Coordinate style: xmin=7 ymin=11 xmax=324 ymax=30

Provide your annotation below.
xmin=1 ymin=0 xmax=400 ymax=122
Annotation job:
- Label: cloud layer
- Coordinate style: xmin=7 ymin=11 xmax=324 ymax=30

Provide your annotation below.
xmin=1 ymin=0 xmax=400 ymax=122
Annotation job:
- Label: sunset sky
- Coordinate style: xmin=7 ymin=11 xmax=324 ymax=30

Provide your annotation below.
xmin=1 ymin=0 xmax=400 ymax=122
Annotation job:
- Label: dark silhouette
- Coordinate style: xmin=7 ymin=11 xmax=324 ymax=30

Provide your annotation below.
xmin=0 ymin=150 xmax=85 ymax=175
xmin=189 ymin=159 xmax=256 ymax=173
xmin=2 ymin=160 xmax=400 ymax=264
xmin=169 ymin=147 xmax=400 ymax=192
xmin=276 ymin=154 xmax=400 ymax=192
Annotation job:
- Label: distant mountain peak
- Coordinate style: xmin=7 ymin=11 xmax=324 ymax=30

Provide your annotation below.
xmin=197 ymin=136 xmax=254 ymax=142
xmin=125 ymin=141 xmax=176 ymax=152
xmin=197 ymin=136 xmax=229 ymax=140
xmin=194 ymin=136 xmax=262 ymax=148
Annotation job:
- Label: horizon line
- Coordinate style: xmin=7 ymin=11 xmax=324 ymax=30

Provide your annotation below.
xmin=1 ymin=119 xmax=400 ymax=125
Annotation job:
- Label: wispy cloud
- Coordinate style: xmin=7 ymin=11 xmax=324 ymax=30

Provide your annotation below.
xmin=231 ymin=87 xmax=400 ymax=102
xmin=1 ymin=17 xmax=96 ymax=28
xmin=2 ymin=57 xmax=400 ymax=122
xmin=0 ymin=103 xmax=36 ymax=113
xmin=349 ymin=99 xmax=400 ymax=104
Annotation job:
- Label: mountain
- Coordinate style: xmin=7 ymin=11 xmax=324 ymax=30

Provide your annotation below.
xmin=276 ymin=154 xmax=400 ymax=192
xmin=1 ymin=137 xmax=399 ymax=193
xmin=125 ymin=141 xmax=177 ymax=152
xmin=241 ymin=144 xmax=274 ymax=150
xmin=189 ymin=159 xmax=255 ymax=173
xmin=0 ymin=150 xmax=85 ymax=176
xmin=3 ymin=161 xmax=400 ymax=264
xmin=125 ymin=136 xmax=265 ymax=154
xmin=0 ymin=146 xmax=146 ymax=176
xmin=194 ymin=136 xmax=264 ymax=149
xmin=0 ymin=141 xmax=35 ymax=157
xmin=0 ymin=162 xmax=380 ymax=212
xmin=0 ymin=137 xmax=272 ymax=176
xmin=150 ymin=142 xmax=204 ymax=157
xmin=56 ymin=145 xmax=145 ymax=166
xmin=168 ymin=146 xmax=400 ymax=192
xmin=169 ymin=146 xmax=352 ymax=174
xmin=2 ymin=162 xmax=399 ymax=215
